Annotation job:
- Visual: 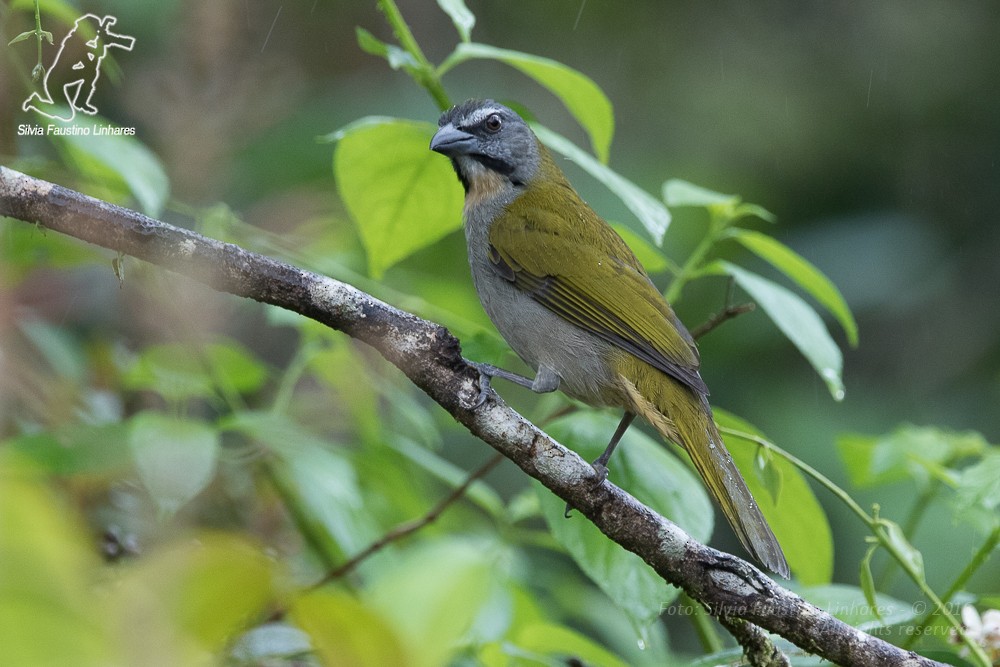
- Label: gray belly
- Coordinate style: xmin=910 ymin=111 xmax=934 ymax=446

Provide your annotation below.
xmin=471 ymin=262 xmax=619 ymax=407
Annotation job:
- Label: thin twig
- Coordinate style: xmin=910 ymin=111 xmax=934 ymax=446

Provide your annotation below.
xmin=314 ymin=453 xmax=505 ymax=584
xmin=691 ymin=278 xmax=755 ymax=340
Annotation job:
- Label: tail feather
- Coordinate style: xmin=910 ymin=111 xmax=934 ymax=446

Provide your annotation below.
xmin=618 ymin=369 xmax=790 ymax=578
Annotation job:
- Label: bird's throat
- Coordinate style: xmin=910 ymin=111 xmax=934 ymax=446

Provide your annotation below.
xmin=463 ymin=168 xmax=510 ymax=213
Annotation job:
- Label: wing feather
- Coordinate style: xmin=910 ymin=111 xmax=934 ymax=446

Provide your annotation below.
xmin=488 ymin=201 xmax=707 ymax=395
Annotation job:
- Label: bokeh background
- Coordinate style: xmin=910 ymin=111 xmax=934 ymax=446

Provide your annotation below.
xmin=2 ymin=0 xmax=998 ymax=659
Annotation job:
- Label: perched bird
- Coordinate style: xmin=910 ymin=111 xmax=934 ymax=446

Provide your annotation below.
xmin=430 ymin=99 xmax=790 ymax=578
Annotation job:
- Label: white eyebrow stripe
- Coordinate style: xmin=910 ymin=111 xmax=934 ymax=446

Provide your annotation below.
xmin=463 ymin=106 xmax=505 ymax=126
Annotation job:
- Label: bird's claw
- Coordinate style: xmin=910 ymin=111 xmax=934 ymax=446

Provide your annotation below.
xmin=471 ymin=363 xmax=493 ymax=409
xmin=563 ymin=461 xmax=611 ymax=518
xmin=590 ymin=462 xmax=609 ymax=486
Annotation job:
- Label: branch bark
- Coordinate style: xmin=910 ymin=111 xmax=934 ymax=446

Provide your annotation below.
xmin=0 ymin=166 xmax=943 ymax=667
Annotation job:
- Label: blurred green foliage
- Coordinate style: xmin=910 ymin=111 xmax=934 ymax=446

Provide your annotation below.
xmin=2 ymin=0 xmax=998 ymax=665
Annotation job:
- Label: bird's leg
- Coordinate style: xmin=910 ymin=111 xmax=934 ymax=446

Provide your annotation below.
xmin=564 ymin=411 xmax=637 ymax=517
xmin=469 ymin=361 xmax=560 ymax=407
xmin=591 ymin=411 xmax=637 ymax=480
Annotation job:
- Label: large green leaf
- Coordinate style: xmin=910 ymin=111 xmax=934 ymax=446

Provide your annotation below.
xmin=714 ymin=261 xmax=845 ymax=400
xmin=714 ymin=409 xmax=834 ymax=585
xmin=537 ymin=412 xmax=713 ymax=630
xmin=534 ymin=124 xmax=671 ymax=244
xmin=726 ymin=228 xmax=858 ymax=346
xmin=332 ymin=117 xmax=464 ymax=278
xmin=441 ymin=42 xmax=614 ymax=162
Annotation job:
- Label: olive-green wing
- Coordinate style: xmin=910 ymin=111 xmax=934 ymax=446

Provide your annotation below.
xmin=488 ymin=205 xmax=707 ymax=395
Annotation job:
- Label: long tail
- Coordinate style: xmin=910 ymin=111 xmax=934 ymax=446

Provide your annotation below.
xmin=618 ymin=365 xmax=790 ymax=578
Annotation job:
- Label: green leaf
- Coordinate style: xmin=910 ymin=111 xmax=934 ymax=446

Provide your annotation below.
xmin=123 ymin=343 xmax=217 ymax=402
xmin=663 ymin=179 xmax=737 ymax=208
xmin=952 ymin=450 xmax=1000 ymax=530
xmin=0 ymin=455 xmax=118 ymax=666
xmin=387 ymin=436 xmax=505 ymax=519
xmin=202 ymin=340 xmax=269 ymax=393
xmin=8 ymin=423 xmax=132 ymax=475
xmin=18 ymin=318 xmax=86 ymax=382
xmin=113 ymin=534 xmax=274 ymax=657
xmin=221 ymin=411 xmax=377 ymax=560
xmin=611 ymin=223 xmax=672 ymax=274
xmin=663 ymin=179 xmax=776 ymax=224
xmin=51 ymin=111 xmax=170 ymax=217
xmin=436 ymin=0 xmax=475 ymax=42
xmin=332 ymin=117 xmax=464 ymax=278
xmin=128 ymin=413 xmax=219 ymax=515
xmin=537 ymin=412 xmax=713 ymax=628
xmin=512 ymin=622 xmax=629 ymax=667
xmin=534 ymin=124 xmax=671 ymax=244
xmin=291 ymin=590 xmax=408 ymax=667
xmin=714 ymin=261 xmax=845 ymax=401
xmin=726 ymin=228 xmax=858 ymax=346
xmin=859 ymin=545 xmax=880 ymax=621
xmin=798 ymin=584 xmax=915 ymax=631
xmin=441 ymin=42 xmax=614 ymax=162
xmin=753 ymin=444 xmax=783 ymax=505
xmin=715 ymin=409 xmax=834 ymax=585
xmin=124 ymin=338 xmax=266 ymax=397
xmin=355 ymin=27 xmax=419 ymax=71
xmin=367 ymin=539 xmax=494 ymax=667
xmin=881 ymin=519 xmax=925 ymax=583
xmin=836 ymin=424 xmax=986 ymax=489
xmin=8 ymin=30 xmax=37 ymax=45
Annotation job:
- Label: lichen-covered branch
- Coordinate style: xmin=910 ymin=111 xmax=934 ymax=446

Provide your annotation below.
xmin=0 ymin=166 xmax=943 ymax=667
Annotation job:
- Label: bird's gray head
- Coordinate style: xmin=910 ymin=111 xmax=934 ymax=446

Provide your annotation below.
xmin=430 ymin=99 xmax=541 ymax=195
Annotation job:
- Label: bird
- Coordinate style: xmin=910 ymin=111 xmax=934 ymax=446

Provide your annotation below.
xmin=430 ymin=98 xmax=790 ymax=578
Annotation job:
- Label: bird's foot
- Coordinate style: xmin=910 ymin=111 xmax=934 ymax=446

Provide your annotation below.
xmin=466 ymin=361 xmax=537 ymax=408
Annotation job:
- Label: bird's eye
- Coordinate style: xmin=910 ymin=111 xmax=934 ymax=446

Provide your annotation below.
xmin=484 ymin=113 xmax=502 ymax=133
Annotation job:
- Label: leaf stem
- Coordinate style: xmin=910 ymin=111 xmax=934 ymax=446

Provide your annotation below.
xmin=874 ymin=481 xmax=939 ymax=590
xmin=377 ymin=0 xmax=451 ymax=110
xmin=664 ymin=209 xmax=726 ymax=304
xmin=33 ymin=0 xmax=43 ymax=76
xmin=719 ymin=426 xmax=993 ymax=667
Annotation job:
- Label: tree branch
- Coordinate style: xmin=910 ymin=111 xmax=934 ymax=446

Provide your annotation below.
xmin=0 ymin=166 xmax=944 ymax=667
